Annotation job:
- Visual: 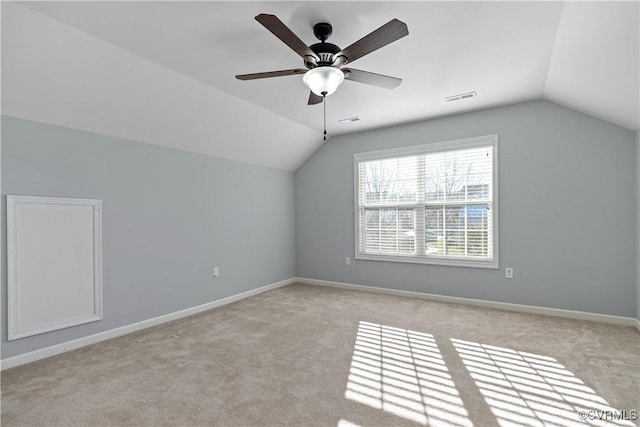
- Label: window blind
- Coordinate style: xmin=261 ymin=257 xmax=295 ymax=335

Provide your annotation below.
xmin=354 ymin=135 xmax=498 ymax=268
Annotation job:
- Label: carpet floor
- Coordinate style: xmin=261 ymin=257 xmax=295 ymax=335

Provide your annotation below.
xmin=1 ymin=283 xmax=639 ymax=427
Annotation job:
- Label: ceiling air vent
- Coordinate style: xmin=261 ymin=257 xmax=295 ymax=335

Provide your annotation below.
xmin=445 ymin=91 xmax=477 ymax=103
xmin=338 ymin=116 xmax=360 ymax=124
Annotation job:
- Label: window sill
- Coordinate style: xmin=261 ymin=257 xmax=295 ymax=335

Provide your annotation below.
xmin=355 ymin=253 xmax=499 ymax=269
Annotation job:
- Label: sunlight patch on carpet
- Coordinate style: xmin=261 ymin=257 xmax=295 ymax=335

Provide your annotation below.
xmin=337 ymin=419 xmax=362 ymax=427
xmin=451 ymin=339 xmax=635 ymax=427
xmin=344 ymin=321 xmax=473 ymax=426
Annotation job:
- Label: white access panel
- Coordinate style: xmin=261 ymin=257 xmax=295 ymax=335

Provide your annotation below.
xmin=7 ymin=195 xmax=103 ymax=340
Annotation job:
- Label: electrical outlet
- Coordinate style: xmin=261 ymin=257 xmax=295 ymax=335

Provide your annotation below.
xmin=213 ymin=267 xmax=220 ymax=278
xmin=505 ymin=267 xmax=513 ymax=279
xmin=345 ymin=257 xmax=351 ymax=265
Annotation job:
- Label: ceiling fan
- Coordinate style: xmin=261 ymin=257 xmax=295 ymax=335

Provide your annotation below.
xmin=236 ymin=14 xmax=409 ymax=105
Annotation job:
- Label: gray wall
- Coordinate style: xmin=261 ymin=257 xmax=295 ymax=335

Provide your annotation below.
xmin=1 ymin=116 xmax=296 ymax=359
xmin=296 ymin=100 xmax=636 ymax=317
xmin=636 ymin=130 xmax=640 ymax=321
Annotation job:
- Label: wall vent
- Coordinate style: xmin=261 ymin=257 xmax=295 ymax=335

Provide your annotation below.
xmin=338 ymin=116 xmax=360 ymax=124
xmin=445 ymin=91 xmax=477 ymax=103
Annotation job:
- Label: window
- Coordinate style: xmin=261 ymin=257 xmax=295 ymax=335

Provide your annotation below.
xmin=354 ymin=134 xmax=498 ymax=268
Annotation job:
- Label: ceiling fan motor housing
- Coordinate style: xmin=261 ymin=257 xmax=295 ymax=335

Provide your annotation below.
xmin=310 ymin=42 xmax=341 ymax=64
xmin=304 ymin=22 xmax=345 ymax=69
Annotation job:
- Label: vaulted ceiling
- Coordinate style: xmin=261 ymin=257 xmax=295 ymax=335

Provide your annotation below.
xmin=2 ymin=1 xmax=638 ymax=171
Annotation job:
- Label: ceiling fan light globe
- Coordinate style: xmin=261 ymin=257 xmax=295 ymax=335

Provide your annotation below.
xmin=303 ymin=67 xmax=344 ymax=97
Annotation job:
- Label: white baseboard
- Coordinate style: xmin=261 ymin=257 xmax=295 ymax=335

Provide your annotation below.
xmin=295 ymin=277 xmax=640 ymax=328
xmin=0 ymin=278 xmax=296 ymax=371
xmin=3 ymin=276 xmax=637 ymax=370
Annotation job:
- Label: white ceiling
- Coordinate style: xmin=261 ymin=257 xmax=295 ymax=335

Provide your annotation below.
xmin=2 ymin=1 xmax=638 ymax=171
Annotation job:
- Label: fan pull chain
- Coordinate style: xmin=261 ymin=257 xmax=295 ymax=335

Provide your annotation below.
xmin=323 ymin=94 xmax=327 ymax=141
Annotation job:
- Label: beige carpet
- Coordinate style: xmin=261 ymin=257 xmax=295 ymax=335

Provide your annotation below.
xmin=1 ymin=283 xmax=638 ymax=427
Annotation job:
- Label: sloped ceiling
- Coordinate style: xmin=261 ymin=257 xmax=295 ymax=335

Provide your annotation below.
xmin=2 ymin=1 xmax=638 ymax=171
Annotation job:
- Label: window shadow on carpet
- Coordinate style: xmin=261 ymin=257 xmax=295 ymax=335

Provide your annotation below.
xmin=343 ymin=321 xmax=634 ymax=427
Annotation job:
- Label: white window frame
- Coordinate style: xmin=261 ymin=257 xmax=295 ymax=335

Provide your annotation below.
xmin=354 ymin=134 xmax=499 ymax=269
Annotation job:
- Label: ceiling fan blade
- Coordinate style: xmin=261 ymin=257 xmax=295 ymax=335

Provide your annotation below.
xmin=336 ymin=19 xmax=408 ymax=64
xmin=255 ymin=14 xmax=319 ymax=61
xmin=236 ymin=69 xmax=307 ymax=80
xmin=343 ymin=68 xmax=402 ymax=89
xmin=308 ymin=91 xmax=323 ymax=105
